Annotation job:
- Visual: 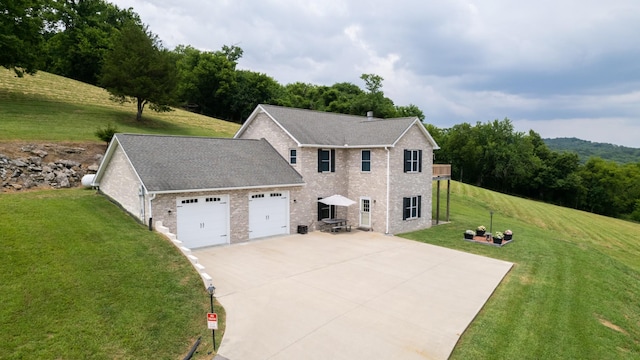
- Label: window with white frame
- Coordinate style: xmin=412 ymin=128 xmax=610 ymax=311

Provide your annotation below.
xmin=403 ymin=149 xmax=422 ymax=173
xmin=402 ymin=196 xmax=422 ymax=220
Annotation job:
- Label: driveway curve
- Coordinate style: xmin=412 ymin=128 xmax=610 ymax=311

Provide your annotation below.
xmin=194 ymin=231 xmax=512 ymax=360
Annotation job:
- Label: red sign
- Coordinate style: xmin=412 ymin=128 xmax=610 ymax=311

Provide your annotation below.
xmin=207 ymin=313 xmax=218 ymax=330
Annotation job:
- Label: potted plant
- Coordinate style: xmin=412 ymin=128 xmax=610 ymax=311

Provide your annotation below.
xmin=493 ymin=231 xmax=504 ymax=244
xmin=504 ymin=229 xmax=513 ymax=241
xmin=476 ymin=225 xmax=486 ymax=236
xmin=464 ymin=230 xmax=475 ymax=239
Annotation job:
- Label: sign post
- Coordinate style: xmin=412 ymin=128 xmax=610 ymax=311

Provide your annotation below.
xmin=207 ymin=285 xmax=217 ymax=351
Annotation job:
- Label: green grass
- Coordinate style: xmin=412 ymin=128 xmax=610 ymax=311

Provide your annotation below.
xmin=401 ymin=181 xmax=640 ymax=359
xmin=0 ymin=190 xmax=225 ymax=359
xmin=0 ymin=68 xmax=240 ymax=141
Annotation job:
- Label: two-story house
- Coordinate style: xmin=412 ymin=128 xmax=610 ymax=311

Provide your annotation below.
xmin=92 ymin=104 xmax=439 ymax=249
xmin=235 ymin=104 xmax=439 ymax=235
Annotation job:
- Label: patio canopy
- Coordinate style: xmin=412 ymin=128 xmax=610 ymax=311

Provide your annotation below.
xmin=318 ymin=194 xmax=356 ymax=207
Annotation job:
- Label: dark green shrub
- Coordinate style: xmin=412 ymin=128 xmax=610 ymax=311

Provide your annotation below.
xmin=95 ymin=123 xmax=118 ymax=143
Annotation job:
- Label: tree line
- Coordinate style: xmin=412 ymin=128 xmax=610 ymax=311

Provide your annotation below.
xmin=428 ymin=120 xmax=640 ymax=222
xmin=4 ymin=1 xmax=638 ymax=222
xmin=1 ymin=0 xmax=423 ymax=122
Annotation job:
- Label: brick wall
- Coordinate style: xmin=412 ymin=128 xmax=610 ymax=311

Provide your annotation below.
xmin=98 ymin=144 xmax=144 ymax=221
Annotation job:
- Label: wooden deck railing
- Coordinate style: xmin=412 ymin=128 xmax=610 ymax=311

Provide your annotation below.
xmin=432 ymin=164 xmax=451 ymax=179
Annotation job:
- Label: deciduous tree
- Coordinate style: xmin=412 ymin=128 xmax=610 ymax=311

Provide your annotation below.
xmin=100 ymin=21 xmax=177 ymax=121
xmin=0 ymin=0 xmax=47 ymax=76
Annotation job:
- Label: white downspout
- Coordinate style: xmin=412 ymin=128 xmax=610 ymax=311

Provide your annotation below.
xmin=385 ymin=147 xmax=390 ymax=234
xmin=148 ymin=192 xmax=156 ymax=231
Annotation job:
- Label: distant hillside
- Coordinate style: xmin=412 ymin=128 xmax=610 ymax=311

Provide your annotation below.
xmin=544 ymin=137 xmax=640 ymax=164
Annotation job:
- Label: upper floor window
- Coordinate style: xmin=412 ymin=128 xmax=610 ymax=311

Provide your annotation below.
xmin=404 ymin=149 xmax=422 ymax=173
xmin=317 ymin=149 xmax=335 ymax=173
xmin=361 ymin=150 xmax=371 ymax=172
xmin=290 ymin=149 xmax=297 ymax=164
xmin=402 ymin=196 xmax=422 ymax=220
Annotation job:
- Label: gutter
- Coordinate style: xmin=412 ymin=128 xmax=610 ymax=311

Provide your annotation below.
xmin=148 ymin=191 xmax=156 ymax=231
xmin=146 ymin=182 xmax=305 ymax=195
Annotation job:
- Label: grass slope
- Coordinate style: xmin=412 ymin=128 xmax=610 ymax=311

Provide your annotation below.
xmin=0 ymin=68 xmax=240 ymax=142
xmin=0 ymin=190 xmax=224 ymax=359
xmin=402 ymin=181 xmax=640 ymax=359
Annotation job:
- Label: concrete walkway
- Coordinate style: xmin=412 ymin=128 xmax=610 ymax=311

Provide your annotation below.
xmin=194 ymin=231 xmax=513 ymax=360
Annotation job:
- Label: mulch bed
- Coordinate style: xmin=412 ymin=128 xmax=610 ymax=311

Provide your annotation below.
xmin=464 ymin=235 xmax=513 ymax=247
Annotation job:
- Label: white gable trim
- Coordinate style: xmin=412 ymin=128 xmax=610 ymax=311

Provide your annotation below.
xmin=391 ymin=119 xmax=440 ymax=149
xmin=234 ymin=105 xmax=302 ymax=146
xmin=92 ymin=135 xmax=147 ymax=191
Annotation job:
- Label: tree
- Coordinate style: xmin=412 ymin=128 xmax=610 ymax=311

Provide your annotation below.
xmin=348 ymin=74 xmax=396 ymax=118
xmin=0 ymin=0 xmax=47 ymax=76
xmin=226 ymin=70 xmax=282 ymax=122
xmin=174 ymin=45 xmax=239 ymax=119
xmin=396 ymin=104 xmax=425 ymax=121
xmin=99 ymin=21 xmax=177 ymax=121
xmin=43 ymin=0 xmax=140 ymax=84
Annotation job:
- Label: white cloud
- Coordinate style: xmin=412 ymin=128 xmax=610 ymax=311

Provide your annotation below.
xmin=108 ymin=0 xmax=640 ymax=148
xmin=514 ymin=118 xmax=640 ymax=148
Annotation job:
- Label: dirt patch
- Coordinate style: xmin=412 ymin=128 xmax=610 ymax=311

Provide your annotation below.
xmin=0 ymin=141 xmax=106 ymax=164
xmin=597 ymin=316 xmax=628 ymax=335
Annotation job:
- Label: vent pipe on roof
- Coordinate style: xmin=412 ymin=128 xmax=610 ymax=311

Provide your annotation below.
xmin=366 ymin=111 xmax=373 ymax=121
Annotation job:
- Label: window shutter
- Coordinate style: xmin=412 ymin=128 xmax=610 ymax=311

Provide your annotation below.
xmin=330 ymin=149 xmax=335 ymax=172
xmin=317 ymin=149 xmax=322 ymax=172
xmin=317 ymin=198 xmax=323 ymax=220
xmin=417 ymin=196 xmax=422 ymax=218
xmin=403 ymin=197 xmax=410 ymax=220
xmin=404 ymin=150 xmax=410 ymax=172
xmin=418 ymin=150 xmax=423 ymax=172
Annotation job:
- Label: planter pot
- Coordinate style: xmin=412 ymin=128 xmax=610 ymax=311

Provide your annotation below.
xmin=476 ymin=230 xmax=486 ymax=236
xmin=504 ymin=234 xmax=512 ymax=241
xmin=493 ymin=237 xmax=503 ymax=244
xmin=464 ymin=233 xmax=474 ymax=240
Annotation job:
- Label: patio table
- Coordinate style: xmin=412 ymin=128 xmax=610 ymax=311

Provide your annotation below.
xmin=321 ymin=218 xmax=350 ymax=232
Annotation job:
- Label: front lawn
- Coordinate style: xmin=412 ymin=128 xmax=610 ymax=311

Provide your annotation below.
xmin=0 ymin=189 xmax=223 ymax=359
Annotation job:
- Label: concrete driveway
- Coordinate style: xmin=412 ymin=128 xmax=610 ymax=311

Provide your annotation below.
xmin=194 ymin=231 xmax=513 ymax=360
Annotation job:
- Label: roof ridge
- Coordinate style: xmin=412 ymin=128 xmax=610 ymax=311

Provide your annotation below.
xmin=116 ymin=133 xmax=260 ymax=141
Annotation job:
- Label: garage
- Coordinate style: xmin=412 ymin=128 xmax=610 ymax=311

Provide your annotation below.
xmin=176 ymin=195 xmax=229 ymax=248
xmin=249 ymin=191 xmax=289 ymax=239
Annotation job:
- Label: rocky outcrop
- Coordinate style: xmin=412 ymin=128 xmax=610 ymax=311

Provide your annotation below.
xmin=0 ymin=144 xmax=103 ymax=192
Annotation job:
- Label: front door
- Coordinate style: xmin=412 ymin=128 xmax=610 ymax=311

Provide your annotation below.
xmin=359 ymin=197 xmax=371 ymax=228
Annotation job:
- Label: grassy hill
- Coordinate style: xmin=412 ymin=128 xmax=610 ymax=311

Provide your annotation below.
xmin=2 ymin=69 xmax=640 ymax=358
xmin=408 ymin=181 xmax=640 ymax=359
xmin=545 ymin=137 xmax=640 ymax=164
xmin=0 ymin=68 xmax=240 ymax=142
xmin=0 ymin=190 xmax=223 ymax=359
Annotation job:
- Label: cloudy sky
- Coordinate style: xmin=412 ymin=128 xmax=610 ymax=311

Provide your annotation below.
xmin=110 ymin=0 xmax=640 ymax=147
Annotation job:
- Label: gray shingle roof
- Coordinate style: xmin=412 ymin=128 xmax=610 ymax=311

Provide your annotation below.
xmin=114 ymin=134 xmax=304 ymax=192
xmin=257 ymin=104 xmax=420 ymax=147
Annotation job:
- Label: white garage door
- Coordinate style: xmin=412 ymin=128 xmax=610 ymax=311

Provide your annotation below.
xmin=176 ymin=195 xmax=229 ymax=248
xmin=249 ymin=191 xmax=289 ymax=239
